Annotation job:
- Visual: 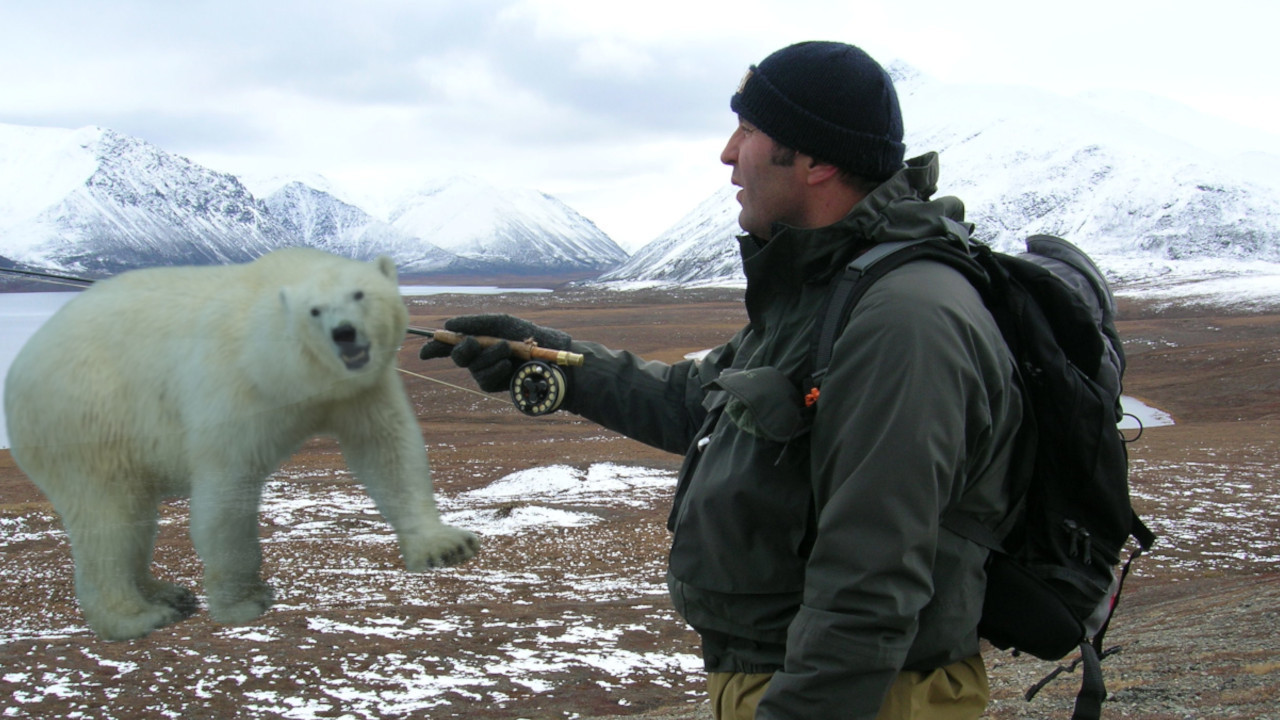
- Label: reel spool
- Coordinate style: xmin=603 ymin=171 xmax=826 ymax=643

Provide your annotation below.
xmin=510 ymin=360 xmax=568 ymax=416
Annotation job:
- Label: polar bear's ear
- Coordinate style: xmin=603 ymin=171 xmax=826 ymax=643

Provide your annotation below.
xmin=375 ymin=255 xmax=398 ymax=283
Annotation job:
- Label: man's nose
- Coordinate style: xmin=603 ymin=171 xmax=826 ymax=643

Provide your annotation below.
xmin=720 ymin=133 xmax=739 ymax=166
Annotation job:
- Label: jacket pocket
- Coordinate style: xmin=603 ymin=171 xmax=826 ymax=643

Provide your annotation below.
xmin=709 ymin=366 xmax=811 ymax=443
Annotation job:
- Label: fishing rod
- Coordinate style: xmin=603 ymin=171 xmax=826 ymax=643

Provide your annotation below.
xmin=0 ymin=266 xmax=97 ymax=289
xmin=407 ymin=326 xmax=584 ymax=417
xmin=405 ymin=327 xmax=584 ymax=368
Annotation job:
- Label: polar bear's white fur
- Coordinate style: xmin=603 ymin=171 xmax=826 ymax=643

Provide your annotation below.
xmin=4 ymin=248 xmax=477 ymax=640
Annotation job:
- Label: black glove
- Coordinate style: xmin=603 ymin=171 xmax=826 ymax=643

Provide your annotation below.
xmin=418 ymin=314 xmax=572 ymax=394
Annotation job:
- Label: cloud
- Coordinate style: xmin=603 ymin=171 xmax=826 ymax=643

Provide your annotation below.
xmin=1 ymin=1 xmax=739 ymax=153
xmin=2 ymin=0 xmax=1277 ymax=251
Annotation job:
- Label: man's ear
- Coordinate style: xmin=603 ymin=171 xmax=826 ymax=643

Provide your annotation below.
xmin=805 ymin=158 xmax=841 ymax=186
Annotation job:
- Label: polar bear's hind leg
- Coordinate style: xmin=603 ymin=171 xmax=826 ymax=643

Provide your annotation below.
xmin=58 ymin=487 xmax=197 ymax=641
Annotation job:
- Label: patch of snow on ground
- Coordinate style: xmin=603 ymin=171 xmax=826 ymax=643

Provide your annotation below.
xmin=1129 ymin=456 xmax=1280 ymax=576
xmin=460 ymin=463 xmax=673 ymax=509
xmin=1120 ymin=395 xmax=1174 ymax=430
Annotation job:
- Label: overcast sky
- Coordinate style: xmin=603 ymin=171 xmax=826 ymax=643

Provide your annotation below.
xmin=2 ymin=0 xmax=1276 ymax=250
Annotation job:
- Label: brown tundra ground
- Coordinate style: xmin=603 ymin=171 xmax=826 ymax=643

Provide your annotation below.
xmin=1 ymin=285 xmax=1277 ymax=719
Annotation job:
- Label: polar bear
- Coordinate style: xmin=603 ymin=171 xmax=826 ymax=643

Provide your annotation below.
xmin=4 ymin=248 xmax=477 ymax=641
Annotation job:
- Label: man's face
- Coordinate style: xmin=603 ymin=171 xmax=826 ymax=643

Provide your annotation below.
xmin=720 ymin=118 xmax=809 ymax=240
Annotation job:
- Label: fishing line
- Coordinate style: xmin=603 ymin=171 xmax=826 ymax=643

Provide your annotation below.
xmin=395 ymin=366 xmax=506 ymax=404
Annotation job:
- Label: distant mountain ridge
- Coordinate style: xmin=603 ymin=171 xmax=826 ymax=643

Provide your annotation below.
xmin=261 ymin=182 xmax=463 ymax=274
xmin=5 ymin=61 xmax=1280 ymax=290
xmin=596 ymin=64 xmax=1280 ymax=287
xmin=595 ymin=186 xmax=742 ymax=286
xmin=0 ymin=124 xmax=628 ymax=279
xmin=0 ymin=126 xmax=294 ymax=276
xmin=387 ymin=176 xmax=627 ymax=273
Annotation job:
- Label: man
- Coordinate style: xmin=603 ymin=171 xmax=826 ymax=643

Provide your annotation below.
xmin=421 ymin=41 xmax=1022 ymax=720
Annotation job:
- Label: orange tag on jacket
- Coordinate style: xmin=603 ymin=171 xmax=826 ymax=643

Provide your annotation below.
xmin=804 ymin=387 xmax=820 ymax=407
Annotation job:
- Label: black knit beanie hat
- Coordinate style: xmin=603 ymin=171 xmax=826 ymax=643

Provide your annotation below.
xmin=730 ymin=41 xmax=905 ymax=181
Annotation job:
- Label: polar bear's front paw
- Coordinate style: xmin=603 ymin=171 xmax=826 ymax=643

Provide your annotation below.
xmin=207 ymin=581 xmax=275 ymax=625
xmin=142 ymin=579 xmax=200 ymax=619
xmin=402 ymin=525 xmax=479 ymax=571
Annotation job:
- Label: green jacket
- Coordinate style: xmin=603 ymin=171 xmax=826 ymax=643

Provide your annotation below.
xmin=564 ymin=153 xmax=1022 ymax=719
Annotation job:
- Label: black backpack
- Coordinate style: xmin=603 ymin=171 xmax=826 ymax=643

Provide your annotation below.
xmin=809 ymin=234 xmax=1155 ymax=720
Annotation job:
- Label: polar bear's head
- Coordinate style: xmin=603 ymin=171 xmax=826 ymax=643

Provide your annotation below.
xmin=277 ymin=252 xmax=409 ymax=378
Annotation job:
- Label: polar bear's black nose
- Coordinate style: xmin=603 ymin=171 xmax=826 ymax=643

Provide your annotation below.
xmin=332 ymin=324 xmax=357 ymax=345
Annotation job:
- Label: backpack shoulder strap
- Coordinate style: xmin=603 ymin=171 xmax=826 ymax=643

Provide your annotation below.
xmin=809 ymin=239 xmax=924 ymax=389
xmin=808 ymin=238 xmax=988 ymax=393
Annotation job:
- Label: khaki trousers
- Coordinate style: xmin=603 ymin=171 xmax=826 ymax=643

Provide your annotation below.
xmin=707 ymin=655 xmax=988 ymax=720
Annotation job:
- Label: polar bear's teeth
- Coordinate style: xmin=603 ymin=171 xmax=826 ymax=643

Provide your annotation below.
xmin=340 ymin=345 xmax=371 ymax=370
xmin=330 ymin=324 xmax=370 ymax=369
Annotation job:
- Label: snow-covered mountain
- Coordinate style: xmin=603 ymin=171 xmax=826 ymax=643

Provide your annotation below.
xmin=388 ymin=176 xmax=628 ymax=273
xmin=598 ymin=64 xmax=1280 ymax=287
xmin=9 ymin=63 xmax=1279 ymax=289
xmin=595 ymin=185 xmax=742 ymax=286
xmin=0 ymin=125 xmax=296 ymax=276
xmin=261 ymin=182 xmax=461 ymax=274
xmin=0 ymin=123 xmax=629 ymax=279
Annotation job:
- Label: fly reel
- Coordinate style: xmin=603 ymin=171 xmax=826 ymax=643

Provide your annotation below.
xmin=510 ymin=360 xmax=568 ymax=416
xmin=407 ymin=327 xmax=583 ymax=416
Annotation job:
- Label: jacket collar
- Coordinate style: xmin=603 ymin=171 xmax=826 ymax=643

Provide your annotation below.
xmin=739 ymin=152 xmax=971 ymax=294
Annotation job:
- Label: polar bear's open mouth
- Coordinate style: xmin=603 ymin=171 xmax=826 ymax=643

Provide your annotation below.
xmin=331 ymin=324 xmax=371 ymax=370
